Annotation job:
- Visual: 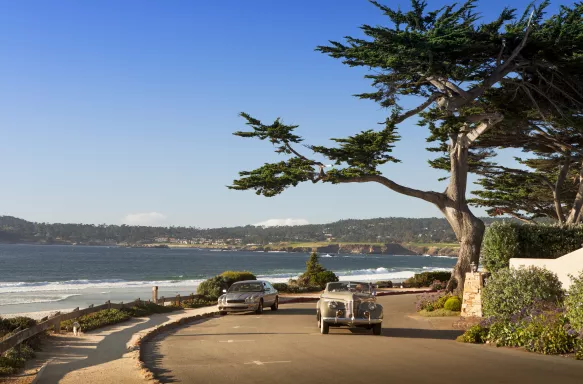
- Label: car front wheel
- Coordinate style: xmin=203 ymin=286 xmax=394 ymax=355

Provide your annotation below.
xmin=320 ymin=318 xmax=329 ymax=334
xmin=255 ymin=300 xmax=263 ymax=315
xmin=270 ymin=297 xmax=278 ymax=311
xmin=372 ymin=323 xmax=382 ymax=335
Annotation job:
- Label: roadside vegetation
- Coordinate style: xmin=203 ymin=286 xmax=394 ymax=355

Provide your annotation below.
xmin=416 ymin=292 xmax=462 ymax=317
xmin=0 ymin=316 xmax=42 ymax=376
xmin=458 ymin=267 xmax=583 ymax=360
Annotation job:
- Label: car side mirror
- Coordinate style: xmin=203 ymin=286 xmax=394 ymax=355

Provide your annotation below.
xmin=222 ymin=289 xmax=227 ymax=293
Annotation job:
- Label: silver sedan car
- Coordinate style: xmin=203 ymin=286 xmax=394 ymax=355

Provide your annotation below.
xmin=217 ymin=280 xmax=279 ymax=315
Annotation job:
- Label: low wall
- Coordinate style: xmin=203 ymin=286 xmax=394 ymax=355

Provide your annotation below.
xmin=510 ymin=247 xmax=583 ymax=290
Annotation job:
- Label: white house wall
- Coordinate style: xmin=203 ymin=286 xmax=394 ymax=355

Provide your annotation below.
xmin=509 ymin=248 xmax=583 ymax=291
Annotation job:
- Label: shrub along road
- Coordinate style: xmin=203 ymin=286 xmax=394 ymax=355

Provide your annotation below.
xmin=143 ymin=295 xmax=583 ymax=384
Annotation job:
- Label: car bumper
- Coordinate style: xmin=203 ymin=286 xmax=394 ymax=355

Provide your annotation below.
xmin=322 ymin=317 xmax=382 ymax=325
xmin=218 ymin=303 xmax=259 ymax=312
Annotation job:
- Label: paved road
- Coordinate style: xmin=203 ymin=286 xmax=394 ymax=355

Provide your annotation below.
xmin=143 ymin=295 xmax=583 ymax=384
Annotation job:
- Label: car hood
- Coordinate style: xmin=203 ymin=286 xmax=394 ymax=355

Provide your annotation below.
xmin=222 ymin=292 xmax=261 ymax=300
xmin=320 ymin=291 xmax=373 ymax=301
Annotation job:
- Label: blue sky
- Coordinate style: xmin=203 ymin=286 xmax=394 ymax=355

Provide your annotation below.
xmin=0 ymin=0 xmax=569 ymax=228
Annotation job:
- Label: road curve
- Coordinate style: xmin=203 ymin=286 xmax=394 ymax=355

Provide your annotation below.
xmin=143 ymin=295 xmax=583 ymax=384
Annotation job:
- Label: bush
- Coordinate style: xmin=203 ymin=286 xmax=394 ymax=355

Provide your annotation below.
xmin=311 ymin=271 xmax=339 ymax=289
xmin=457 ymin=324 xmax=489 ymax=343
xmin=123 ymin=302 xmax=178 ymax=317
xmin=444 ymin=297 xmax=462 ymax=311
xmin=0 ymin=345 xmax=36 ymax=376
xmin=430 ymin=280 xmax=446 ymax=291
xmin=482 ymin=222 xmax=583 ymax=273
xmin=272 ymin=283 xmax=321 ymax=293
xmin=181 ymin=297 xmax=216 ymax=308
xmin=522 ymin=311 xmax=576 ymax=355
xmin=566 ymin=271 xmax=583 ymax=332
xmin=482 ymin=266 xmax=564 ymax=320
xmin=297 ymin=253 xmax=338 ymax=289
xmin=197 ymin=271 xmax=257 ymax=300
xmin=404 ymin=271 xmax=452 ymax=288
xmin=61 ymin=309 xmax=130 ymax=332
xmin=415 ymin=292 xmax=458 ymax=312
xmin=375 ymin=281 xmax=393 ymax=288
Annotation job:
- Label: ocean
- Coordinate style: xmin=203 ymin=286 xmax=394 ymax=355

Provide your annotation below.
xmin=0 ymin=244 xmax=456 ymax=315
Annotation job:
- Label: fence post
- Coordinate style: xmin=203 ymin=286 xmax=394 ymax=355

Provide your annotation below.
xmin=106 ymin=300 xmax=111 ymax=309
xmin=160 ymin=296 xmax=164 ymax=306
xmin=176 ymin=294 xmax=181 ymax=306
xmin=152 ymin=286 xmax=158 ymax=303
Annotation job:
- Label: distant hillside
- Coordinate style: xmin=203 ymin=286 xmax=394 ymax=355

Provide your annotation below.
xmin=0 ymin=215 xmax=513 ymax=246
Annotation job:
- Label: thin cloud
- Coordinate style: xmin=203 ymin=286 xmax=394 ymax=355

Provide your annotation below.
xmin=254 ymin=218 xmax=309 ymax=227
xmin=122 ymin=212 xmax=167 ymax=226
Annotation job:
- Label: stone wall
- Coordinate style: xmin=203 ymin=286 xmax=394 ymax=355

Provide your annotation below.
xmin=461 ymin=272 xmax=486 ymax=318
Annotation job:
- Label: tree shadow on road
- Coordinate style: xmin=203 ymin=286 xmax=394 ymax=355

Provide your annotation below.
xmin=383 ymin=327 xmax=463 ymax=340
xmin=142 ymin=340 xmax=178 ymax=383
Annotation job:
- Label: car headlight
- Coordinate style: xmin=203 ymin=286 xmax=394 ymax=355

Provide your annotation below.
xmin=245 ymin=296 xmax=258 ymax=303
xmin=328 ymin=301 xmax=338 ymax=309
xmin=368 ymin=302 xmax=376 ymax=311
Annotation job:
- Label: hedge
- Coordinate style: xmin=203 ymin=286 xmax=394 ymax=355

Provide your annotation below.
xmin=197 ymin=271 xmax=257 ymax=300
xmin=482 ymin=222 xmax=583 ymax=272
xmin=404 ymin=271 xmax=452 ymax=288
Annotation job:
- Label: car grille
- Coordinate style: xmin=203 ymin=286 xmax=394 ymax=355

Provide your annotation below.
xmin=227 ymin=299 xmax=245 ymax=303
xmin=353 ymin=300 xmax=361 ymax=317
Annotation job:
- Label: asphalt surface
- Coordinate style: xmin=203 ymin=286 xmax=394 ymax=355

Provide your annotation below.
xmin=143 ymin=295 xmax=583 ymax=384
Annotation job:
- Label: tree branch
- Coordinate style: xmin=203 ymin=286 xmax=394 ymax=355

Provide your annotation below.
xmin=284 ymin=141 xmax=325 ymax=168
xmin=503 ymin=210 xmax=536 ymax=224
xmin=334 ymin=174 xmax=446 ymax=206
xmin=391 ymin=93 xmax=442 ymax=125
xmin=465 ymin=113 xmax=504 ymax=144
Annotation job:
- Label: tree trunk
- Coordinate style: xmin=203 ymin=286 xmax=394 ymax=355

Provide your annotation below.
xmin=442 ymin=206 xmax=485 ymax=295
xmin=567 ymin=161 xmax=583 ymax=224
xmin=441 ymin=133 xmax=486 ymax=294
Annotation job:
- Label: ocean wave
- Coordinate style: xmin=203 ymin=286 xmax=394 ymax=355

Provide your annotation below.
xmin=422 ymin=254 xmax=457 ymax=259
xmin=0 ymin=294 xmax=82 ymax=306
xmin=0 ymin=279 xmax=205 ymax=294
xmin=0 ymin=266 xmax=453 ymax=295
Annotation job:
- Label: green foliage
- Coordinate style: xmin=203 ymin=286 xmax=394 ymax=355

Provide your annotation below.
xmin=296 ymin=253 xmax=338 ymax=289
xmin=457 ymin=324 xmax=489 ymax=344
xmin=418 ymin=308 xmax=460 ymax=317
xmin=481 ymin=222 xmax=520 ymax=272
xmin=197 ymin=271 xmax=257 ymax=301
xmin=522 ymin=312 xmax=575 ymax=355
xmin=481 ymin=222 xmax=583 ymax=272
xmin=122 ymin=302 xmax=178 ymax=317
xmin=444 ymin=297 xmax=462 ymax=312
xmin=375 ymin=280 xmax=393 ymax=288
xmin=0 ymin=345 xmax=35 ymax=376
xmin=1 ymin=214 xmax=510 ymax=245
xmin=416 ymin=292 xmax=459 ymax=312
xmin=566 ymin=271 xmax=583 ymax=333
xmin=482 ymin=266 xmax=564 ymax=319
xmin=181 ymin=297 xmax=216 ymax=309
xmin=61 ymin=309 xmax=130 ymax=332
xmin=271 ymin=283 xmax=321 ymax=293
xmin=404 ymin=271 xmax=452 ymax=288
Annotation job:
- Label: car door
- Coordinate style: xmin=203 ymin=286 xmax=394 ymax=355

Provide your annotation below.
xmin=262 ymin=282 xmax=275 ymax=306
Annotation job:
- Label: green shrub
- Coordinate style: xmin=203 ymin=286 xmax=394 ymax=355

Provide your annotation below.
xmin=444 ymin=297 xmax=461 ymax=311
xmin=404 ymin=271 xmax=452 ymax=288
xmin=0 ymin=345 xmax=36 ymax=376
xmin=375 ymin=281 xmax=393 ymax=288
xmin=181 ymin=297 xmax=216 ymax=308
xmin=482 ymin=222 xmax=583 ymax=272
xmin=272 ymin=283 xmax=321 ymax=293
xmin=481 ymin=222 xmax=520 ymax=273
xmin=310 ymin=271 xmax=338 ymax=289
xmin=296 ymin=253 xmax=338 ymax=289
xmin=123 ymin=302 xmax=178 ymax=317
xmin=566 ymin=271 xmax=583 ymax=332
xmin=197 ymin=271 xmax=257 ymax=300
xmin=416 ymin=293 xmax=456 ymax=312
xmin=482 ymin=266 xmax=564 ymax=320
xmin=220 ymin=271 xmax=256 ymax=284
xmin=61 ymin=309 xmax=130 ymax=332
xmin=522 ymin=312 xmax=576 ymax=355
xmin=457 ymin=324 xmax=488 ymax=343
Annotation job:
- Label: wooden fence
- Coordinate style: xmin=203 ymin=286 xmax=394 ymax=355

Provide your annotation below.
xmin=0 ymin=291 xmax=205 ymax=356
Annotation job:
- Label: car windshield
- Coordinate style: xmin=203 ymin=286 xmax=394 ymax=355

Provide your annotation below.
xmin=228 ymin=282 xmax=264 ymax=292
xmin=327 ymin=282 xmax=371 ymax=293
